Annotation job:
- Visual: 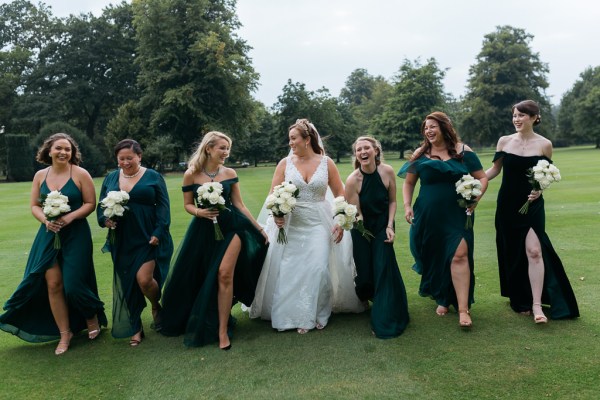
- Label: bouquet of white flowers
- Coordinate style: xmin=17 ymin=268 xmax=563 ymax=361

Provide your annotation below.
xmin=518 ymin=159 xmax=561 ymax=214
xmin=331 ymin=196 xmax=374 ymax=242
xmin=100 ymin=190 xmax=130 ymax=244
xmin=455 ymin=174 xmax=483 ymax=229
xmin=265 ymin=181 xmax=299 ymax=244
xmin=197 ymin=182 xmax=229 ymax=240
xmin=41 ymin=190 xmax=71 ymax=249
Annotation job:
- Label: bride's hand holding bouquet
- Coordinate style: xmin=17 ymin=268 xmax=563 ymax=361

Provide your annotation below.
xmin=265 ymin=181 xmax=299 ymax=244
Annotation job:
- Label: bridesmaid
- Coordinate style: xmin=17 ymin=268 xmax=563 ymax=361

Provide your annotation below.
xmin=398 ymin=112 xmax=488 ymax=328
xmin=159 ymin=131 xmax=268 ymax=350
xmin=0 ymin=133 xmax=107 ymax=355
xmin=345 ymin=136 xmax=409 ymax=338
xmin=486 ymin=100 xmax=579 ymax=322
xmin=97 ymin=139 xmax=174 ymax=346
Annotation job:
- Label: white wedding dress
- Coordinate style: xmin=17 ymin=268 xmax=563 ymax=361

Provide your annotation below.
xmin=249 ymin=155 xmax=365 ymax=331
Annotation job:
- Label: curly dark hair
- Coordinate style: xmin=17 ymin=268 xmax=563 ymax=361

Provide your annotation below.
xmin=412 ymin=112 xmax=462 ymax=161
xmin=36 ymin=133 xmax=82 ymax=165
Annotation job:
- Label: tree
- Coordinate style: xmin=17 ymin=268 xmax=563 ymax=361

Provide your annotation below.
xmin=558 ymin=66 xmax=600 ymax=147
xmin=131 ymin=0 xmax=259 ymax=151
xmin=339 ymin=68 xmax=392 ymax=138
xmin=273 ymin=81 xmax=354 ymax=162
xmin=461 ymin=26 xmax=552 ymax=146
xmin=235 ymin=101 xmax=278 ymax=166
xmin=18 ymin=3 xmax=138 ymax=140
xmin=372 ymin=58 xmax=446 ymax=158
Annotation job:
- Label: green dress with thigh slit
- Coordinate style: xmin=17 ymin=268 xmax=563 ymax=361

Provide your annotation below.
xmin=398 ymin=151 xmax=482 ymax=310
xmin=1 ymin=177 xmax=107 ymax=342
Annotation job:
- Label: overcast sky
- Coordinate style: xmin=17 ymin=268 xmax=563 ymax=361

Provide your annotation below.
xmin=8 ymin=0 xmax=600 ymax=106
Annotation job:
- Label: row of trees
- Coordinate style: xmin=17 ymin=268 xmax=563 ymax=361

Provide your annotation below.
xmin=1 ymin=0 xmax=598 ymax=181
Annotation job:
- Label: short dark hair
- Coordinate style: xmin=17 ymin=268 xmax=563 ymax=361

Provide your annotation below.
xmin=114 ymin=139 xmax=143 ymax=157
xmin=512 ymin=100 xmax=541 ymax=125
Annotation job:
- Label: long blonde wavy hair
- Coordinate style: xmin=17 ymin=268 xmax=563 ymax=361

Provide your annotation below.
xmin=187 ymin=131 xmax=232 ymax=173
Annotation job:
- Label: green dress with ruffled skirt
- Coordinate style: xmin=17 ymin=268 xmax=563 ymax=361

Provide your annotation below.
xmin=97 ymin=169 xmax=174 ymax=338
xmin=351 ymin=167 xmax=409 ymax=338
xmin=159 ymin=178 xmax=268 ymax=347
xmin=398 ymin=151 xmax=483 ymax=310
xmin=493 ymin=152 xmax=578 ymax=318
xmin=0 ymin=178 xmax=107 ymax=342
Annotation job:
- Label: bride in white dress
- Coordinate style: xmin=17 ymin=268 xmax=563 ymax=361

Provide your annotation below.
xmin=249 ymin=119 xmax=365 ymax=333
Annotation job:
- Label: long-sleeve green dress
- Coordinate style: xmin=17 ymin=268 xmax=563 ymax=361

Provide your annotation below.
xmin=398 ymin=151 xmax=483 ymax=310
xmin=97 ymin=169 xmax=174 ymax=338
xmin=1 ymin=176 xmax=107 ymax=342
xmin=493 ymin=152 xmax=578 ymax=318
xmin=351 ymin=167 xmax=409 ymax=338
xmin=159 ymin=178 xmax=268 ymax=347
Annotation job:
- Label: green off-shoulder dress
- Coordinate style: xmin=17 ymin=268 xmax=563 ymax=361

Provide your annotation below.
xmin=0 ymin=177 xmax=107 ymax=342
xmin=351 ymin=168 xmax=409 ymax=338
xmin=398 ymin=151 xmax=483 ymax=310
xmin=159 ymin=178 xmax=268 ymax=347
xmin=493 ymin=152 xmax=579 ymax=319
xmin=97 ymin=169 xmax=174 ymax=338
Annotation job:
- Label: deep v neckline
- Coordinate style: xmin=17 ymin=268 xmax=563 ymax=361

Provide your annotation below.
xmin=291 ymin=156 xmax=324 ymax=185
xmin=119 ymin=169 xmax=147 ymax=194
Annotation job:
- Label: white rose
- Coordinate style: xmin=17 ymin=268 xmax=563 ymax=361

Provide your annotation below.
xmin=279 ymin=203 xmax=292 ymax=214
xmin=537 ymin=159 xmax=550 ymax=168
xmin=208 ymin=192 xmax=220 ymax=205
xmin=284 ymin=184 xmax=297 ymax=193
xmin=287 ymin=197 xmax=297 ymax=207
xmin=344 ymin=204 xmax=358 ymax=218
xmin=113 ymin=204 xmax=125 ymax=217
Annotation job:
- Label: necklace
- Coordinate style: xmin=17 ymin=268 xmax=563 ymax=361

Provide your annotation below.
xmin=122 ymin=167 xmax=141 ymax=179
xmin=203 ymin=167 xmax=219 ymax=181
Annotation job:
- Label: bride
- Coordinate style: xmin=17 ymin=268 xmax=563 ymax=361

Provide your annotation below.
xmin=249 ymin=119 xmax=365 ymax=334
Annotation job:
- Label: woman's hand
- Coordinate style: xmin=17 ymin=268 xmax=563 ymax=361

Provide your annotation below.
xmin=149 ymin=236 xmax=159 ymax=246
xmin=331 ymin=224 xmax=344 ymax=244
xmin=466 ymin=201 xmax=478 ymax=214
xmin=195 ymin=207 xmax=220 ymax=220
xmin=259 ymin=228 xmax=269 ymax=244
xmin=404 ymin=205 xmax=414 ymax=224
xmin=528 ymin=190 xmax=543 ymax=202
xmin=273 ymin=215 xmax=285 ymax=228
xmin=104 ymin=218 xmax=117 ymax=229
xmin=384 ymin=226 xmax=395 ymax=243
xmin=44 ymin=219 xmax=62 ymax=233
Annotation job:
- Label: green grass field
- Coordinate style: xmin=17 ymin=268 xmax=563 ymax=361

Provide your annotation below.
xmin=0 ymin=146 xmax=598 ymax=399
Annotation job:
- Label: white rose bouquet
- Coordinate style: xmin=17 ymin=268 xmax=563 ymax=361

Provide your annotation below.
xmin=518 ymin=159 xmax=561 ymax=214
xmin=41 ymin=190 xmax=71 ymax=249
xmin=455 ymin=174 xmax=483 ymax=230
xmin=331 ymin=196 xmax=374 ymax=242
xmin=197 ymin=182 xmax=229 ymax=240
xmin=100 ymin=190 xmax=130 ymax=244
xmin=265 ymin=181 xmax=299 ymax=244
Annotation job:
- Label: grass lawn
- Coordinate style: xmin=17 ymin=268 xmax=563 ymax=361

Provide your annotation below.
xmin=0 ymin=146 xmax=598 ymax=399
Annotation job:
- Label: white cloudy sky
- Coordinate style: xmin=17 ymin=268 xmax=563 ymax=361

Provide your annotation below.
xmin=8 ymin=0 xmax=600 ymax=106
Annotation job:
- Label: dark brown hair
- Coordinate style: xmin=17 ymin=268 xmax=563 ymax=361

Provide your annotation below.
xmin=36 ymin=133 xmax=82 ymax=165
xmin=412 ymin=112 xmax=461 ymax=161
xmin=288 ymin=118 xmax=323 ymax=155
xmin=114 ymin=139 xmax=143 ymax=157
xmin=512 ymin=100 xmax=541 ymax=125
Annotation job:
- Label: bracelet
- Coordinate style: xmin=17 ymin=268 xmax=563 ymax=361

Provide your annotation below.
xmin=195 ymin=209 xmax=200 ymax=217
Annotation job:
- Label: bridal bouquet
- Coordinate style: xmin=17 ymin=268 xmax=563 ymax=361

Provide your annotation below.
xmin=100 ymin=190 xmax=130 ymax=244
xmin=332 ymin=196 xmax=374 ymax=242
xmin=197 ymin=182 xmax=228 ymax=240
xmin=455 ymin=174 xmax=482 ymax=229
xmin=518 ymin=159 xmax=561 ymax=214
xmin=41 ymin=190 xmax=71 ymax=249
xmin=265 ymin=181 xmax=299 ymax=244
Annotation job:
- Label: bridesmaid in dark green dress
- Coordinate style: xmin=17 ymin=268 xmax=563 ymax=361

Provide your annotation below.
xmin=399 ymin=112 xmax=488 ymax=328
xmin=97 ymin=139 xmax=174 ymax=346
xmin=0 ymin=133 xmax=107 ymax=355
xmin=160 ymin=131 xmax=268 ymax=350
xmin=345 ymin=136 xmax=409 ymax=338
xmin=486 ymin=100 xmax=579 ymax=322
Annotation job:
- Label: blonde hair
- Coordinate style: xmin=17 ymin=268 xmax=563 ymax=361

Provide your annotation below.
xmin=352 ymin=136 xmax=383 ymax=169
xmin=188 ymin=131 xmax=232 ymax=173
